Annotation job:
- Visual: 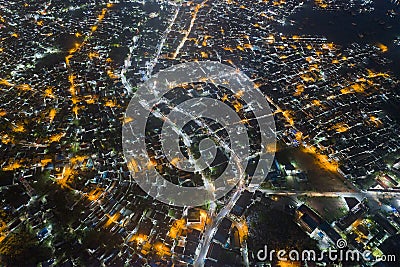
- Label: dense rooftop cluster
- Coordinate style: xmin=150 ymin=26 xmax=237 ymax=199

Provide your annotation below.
xmin=0 ymin=0 xmax=399 ymax=266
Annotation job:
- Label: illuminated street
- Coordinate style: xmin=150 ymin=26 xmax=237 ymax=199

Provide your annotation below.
xmin=0 ymin=0 xmax=399 ymax=266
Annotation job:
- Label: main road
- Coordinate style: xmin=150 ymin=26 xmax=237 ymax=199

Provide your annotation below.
xmin=194 ymin=187 xmax=244 ymax=267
